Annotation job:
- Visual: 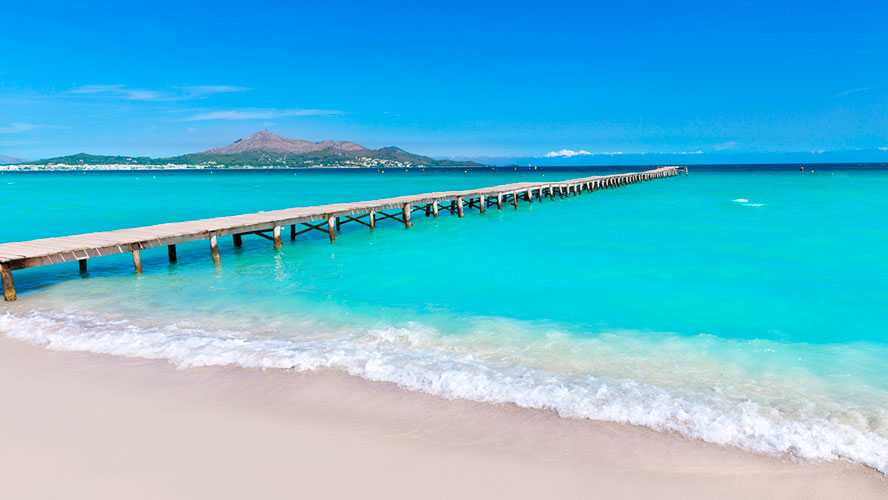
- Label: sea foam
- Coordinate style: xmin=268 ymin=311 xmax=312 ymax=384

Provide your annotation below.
xmin=2 ymin=309 xmax=888 ymax=475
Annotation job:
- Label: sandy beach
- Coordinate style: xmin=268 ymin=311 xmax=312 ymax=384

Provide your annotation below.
xmin=1 ymin=335 xmax=885 ymax=500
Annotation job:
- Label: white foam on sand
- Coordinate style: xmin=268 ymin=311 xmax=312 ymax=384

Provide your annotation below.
xmin=2 ymin=309 xmax=888 ymax=475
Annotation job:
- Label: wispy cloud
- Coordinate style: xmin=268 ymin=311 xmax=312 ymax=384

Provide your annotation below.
xmin=671 ymin=150 xmax=704 ymax=155
xmin=179 ymin=85 xmax=250 ymax=97
xmin=544 ymin=149 xmax=593 ymax=158
xmin=878 ymin=147 xmax=888 ymax=151
xmin=68 ymin=84 xmax=249 ymax=101
xmin=179 ymin=108 xmax=345 ymax=121
xmin=714 ymin=141 xmax=737 ymax=151
xmin=0 ymin=122 xmax=38 ymax=134
xmin=69 ymin=84 xmax=164 ymax=101
xmin=836 ymin=87 xmax=870 ymax=97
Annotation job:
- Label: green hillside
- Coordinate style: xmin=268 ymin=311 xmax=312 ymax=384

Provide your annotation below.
xmin=25 ymin=147 xmax=482 ymax=168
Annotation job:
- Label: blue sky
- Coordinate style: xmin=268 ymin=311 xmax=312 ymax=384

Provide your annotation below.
xmin=2 ymin=0 xmax=887 ymax=164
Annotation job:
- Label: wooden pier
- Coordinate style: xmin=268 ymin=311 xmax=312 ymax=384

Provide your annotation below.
xmin=0 ymin=166 xmax=686 ymax=301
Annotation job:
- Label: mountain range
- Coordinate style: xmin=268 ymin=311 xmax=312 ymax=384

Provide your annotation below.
xmin=0 ymin=155 xmax=27 ymax=165
xmin=20 ymin=130 xmax=482 ymax=168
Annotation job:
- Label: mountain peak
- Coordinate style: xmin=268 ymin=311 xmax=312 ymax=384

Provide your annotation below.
xmin=250 ymin=129 xmax=277 ymax=139
xmin=205 ymin=130 xmax=368 ymax=155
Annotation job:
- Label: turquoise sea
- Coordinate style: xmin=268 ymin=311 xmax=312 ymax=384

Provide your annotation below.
xmin=2 ymin=166 xmax=887 ymax=472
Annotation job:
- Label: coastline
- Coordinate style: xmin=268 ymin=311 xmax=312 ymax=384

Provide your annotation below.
xmin=1 ymin=335 xmax=885 ymax=499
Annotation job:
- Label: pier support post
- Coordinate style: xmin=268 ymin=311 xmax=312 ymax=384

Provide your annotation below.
xmin=456 ymin=197 xmax=465 ymax=217
xmin=479 ymin=197 xmax=486 ymax=214
xmin=496 ymin=194 xmax=503 ymax=209
xmin=403 ymin=203 xmax=412 ymax=228
xmin=335 ymin=217 xmax=341 ymax=232
xmin=233 ymin=234 xmax=242 ymax=247
xmin=328 ymin=217 xmax=336 ymax=243
xmin=79 ymin=259 xmax=87 ymax=274
xmin=432 ymin=202 xmax=439 ymax=217
xmin=273 ymin=225 xmax=282 ymax=249
xmin=209 ymin=233 xmax=220 ymax=265
xmin=291 ymin=224 xmax=296 ymax=240
xmin=168 ymin=244 xmax=177 ymax=263
xmin=132 ymin=248 xmax=143 ymax=274
xmin=369 ymin=210 xmax=376 ymax=229
xmin=1 ymin=263 xmax=16 ymax=301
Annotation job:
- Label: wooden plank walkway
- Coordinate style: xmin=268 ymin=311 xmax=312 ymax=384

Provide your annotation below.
xmin=0 ymin=166 xmax=686 ymax=300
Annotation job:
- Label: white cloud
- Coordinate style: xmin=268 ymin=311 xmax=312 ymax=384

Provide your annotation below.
xmin=544 ymin=149 xmax=593 ymax=158
xmin=542 ymin=149 xmax=709 ymax=158
xmin=0 ymin=122 xmax=38 ymax=134
xmin=836 ymin=87 xmax=870 ymax=97
xmin=180 ymin=108 xmax=344 ymax=121
xmin=69 ymin=84 xmax=163 ymax=101
xmin=180 ymin=85 xmax=250 ymax=97
xmin=714 ymin=141 xmax=737 ymax=151
xmin=879 ymin=147 xmax=888 ymax=151
xmin=68 ymin=84 xmax=249 ymax=101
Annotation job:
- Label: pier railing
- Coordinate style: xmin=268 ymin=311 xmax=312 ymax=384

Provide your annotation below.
xmin=0 ymin=166 xmax=686 ymax=300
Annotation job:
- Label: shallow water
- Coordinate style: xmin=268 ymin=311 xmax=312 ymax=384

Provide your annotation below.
xmin=2 ymin=166 xmax=887 ymax=473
